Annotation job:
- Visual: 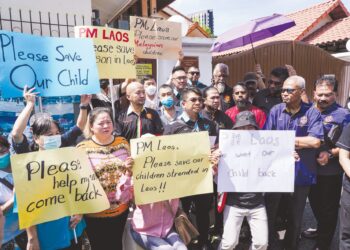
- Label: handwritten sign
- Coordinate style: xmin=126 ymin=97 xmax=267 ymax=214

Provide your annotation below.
xmin=131 ymin=132 xmax=213 ymax=205
xmin=130 ymin=16 xmax=182 ymax=59
xmin=75 ymin=26 xmax=136 ymax=79
xmin=0 ymin=31 xmax=100 ymax=98
xmin=218 ymin=130 xmax=295 ymax=193
xmin=11 ymin=147 xmax=110 ymax=229
xmin=136 ymin=63 xmax=152 ymax=79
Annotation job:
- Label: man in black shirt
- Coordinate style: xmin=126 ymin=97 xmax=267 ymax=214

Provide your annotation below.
xmin=116 ymin=82 xmax=163 ymax=141
xmin=164 ymin=87 xmax=217 ymax=250
xmin=253 ymin=67 xmax=289 ymax=114
xmin=336 ymin=124 xmax=350 ymax=249
xmin=211 ymin=63 xmax=234 ymax=112
xmin=201 ymin=87 xmax=233 ymax=130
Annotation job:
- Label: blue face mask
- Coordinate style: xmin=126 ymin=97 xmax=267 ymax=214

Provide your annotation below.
xmin=161 ymin=96 xmax=174 ymax=109
xmin=0 ymin=153 xmax=10 ymax=169
xmin=42 ymin=135 xmax=62 ymax=150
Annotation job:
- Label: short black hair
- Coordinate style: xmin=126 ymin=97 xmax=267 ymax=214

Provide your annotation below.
xmin=270 ymin=67 xmax=289 ymax=82
xmin=203 ymin=86 xmax=218 ymax=99
xmin=182 ymin=87 xmax=202 ymax=101
xmin=314 ymin=75 xmax=338 ymax=92
xmin=141 ymin=75 xmax=154 ymax=85
xmin=172 ymin=65 xmax=186 ymax=74
xmin=159 ymin=84 xmax=174 ymax=92
xmin=233 ymin=82 xmax=248 ymax=92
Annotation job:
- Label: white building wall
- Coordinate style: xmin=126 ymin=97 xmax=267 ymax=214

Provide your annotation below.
xmin=157 ymin=37 xmax=214 ymax=86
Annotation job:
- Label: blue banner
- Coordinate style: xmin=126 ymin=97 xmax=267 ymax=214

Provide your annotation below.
xmin=0 ymin=30 xmax=100 ymax=98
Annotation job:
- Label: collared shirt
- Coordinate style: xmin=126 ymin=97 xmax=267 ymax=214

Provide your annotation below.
xmin=116 ymin=106 xmax=163 ymax=141
xmin=253 ymin=88 xmax=282 ymax=114
xmin=144 ymin=97 xmax=158 ymax=110
xmin=264 ymin=102 xmax=324 ymax=186
xmin=216 ymin=85 xmax=234 ymax=112
xmin=188 ymin=80 xmax=207 ymax=90
xmin=132 ymin=199 xmax=179 ymax=237
xmin=164 ymin=111 xmax=218 ymax=136
xmin=158 ymin=106 xmax=182 ymax=127
xmin=201 ymin=109 xmax=233 ymax=130
xmin=225 ymin=105 xmax=266 ymax=129
xmin=317 ymin=102 xmax=350 ymax=175
xmin=336 ymin=124 xmax=350 ymax=192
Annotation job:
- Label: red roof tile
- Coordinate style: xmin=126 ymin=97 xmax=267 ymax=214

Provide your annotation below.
xmin=303 ymin=16 xmax=350 ymax=44
xmin=213 ymin=0 xmax=349 ymax=57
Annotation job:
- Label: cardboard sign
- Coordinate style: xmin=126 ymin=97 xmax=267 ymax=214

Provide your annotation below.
xmin=218 ymin=130 xmax=295 ymax=192
xmin=75 ymin=26 xmax=136 ymax=79
xmin=130 ymin=16 xmax=182 ymax=59
xmin=11 ymin=147 xmax=110 ymax=229
xmin=0 ymin=30 xmax=100 ymax=98
xmin=131 ymin=132 xmax=213 ymax=205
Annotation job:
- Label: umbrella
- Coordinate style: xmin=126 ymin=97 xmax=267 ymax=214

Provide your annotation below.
xmin=210 ymin=13 xmax=296 ymax=63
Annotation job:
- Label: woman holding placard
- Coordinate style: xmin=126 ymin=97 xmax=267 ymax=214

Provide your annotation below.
xmin=77 ymin=107 xmax=133 ymax=250
xmin=11 ymin=86 xmax=90 ymax=250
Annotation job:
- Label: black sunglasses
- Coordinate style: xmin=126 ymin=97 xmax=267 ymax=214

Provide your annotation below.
xmin=189 ymin=71 xmax=200 ymax=75
xmin=281 ymin=88 xmax=298 ymax=94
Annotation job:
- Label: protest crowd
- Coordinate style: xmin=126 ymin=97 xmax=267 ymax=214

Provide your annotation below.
xmin=1 ymin=54 xmax=350 ymax=250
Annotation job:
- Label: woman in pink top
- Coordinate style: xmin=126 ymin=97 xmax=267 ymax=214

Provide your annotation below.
xmin=130 ymin=199 xmax=187 ymax=250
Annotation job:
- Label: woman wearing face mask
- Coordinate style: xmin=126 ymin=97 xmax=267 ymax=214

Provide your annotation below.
xmin=142 ymin=76 xmax=158 ymax=110
xmin=158 ymin=84 xmax=182 ymax=127
xmin=0 ymin=136 xmax=28 ymax=250
xmin=77 ymin=107 xmax=133 ymax=250
xmin=11 ymin=86 xmax=91 ymax=250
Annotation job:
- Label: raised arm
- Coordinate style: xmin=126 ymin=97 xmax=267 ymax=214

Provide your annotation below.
xmin=11 ymin=86 xmax=37 ymax=144
xmin=77 ymin=94 xmax=91 ymax=131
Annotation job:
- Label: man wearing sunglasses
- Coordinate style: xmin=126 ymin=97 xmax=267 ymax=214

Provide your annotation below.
xmin=187 ymin=66 xmax=207 ymax=90
xmin=253 ymin=67 xmax=290 ymax=114
xmin=164 ymin=87 xmax=217 ymax=250
xmin=301 ymin=76 xmax=350 ymax=250
xmin=263 ymin=75 xmax=323 ymax=250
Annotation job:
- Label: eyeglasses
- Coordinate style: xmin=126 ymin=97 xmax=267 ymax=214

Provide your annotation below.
xmin=188 ymin=97 xmax=203 ymax=103
xmin=174 ymin=76 xmax=187 ymax=81
xmin=189 ymin=71 xmax=200 ymax=75
xmin=268 ymin=79 xmax=282 ymax=85
xmin=281 ymin=88 xmax=298 ymax=94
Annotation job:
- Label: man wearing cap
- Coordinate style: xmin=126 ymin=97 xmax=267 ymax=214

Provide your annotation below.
xmin=301 ymin=76 xmax=350 ymax=249
xmin=219 ymin=111 xmax=268 ymax=250
xmin=263 ymin=75 xmax=323 ymax=250
xmin=252 ymin=67 xmax=290 ymax=114
xmin=243 ymin=72 xmax=259 ymax=103
xmin=164 ymin=87 xmax=217 ymax=250
xmin=225 ymin=83 xmax=266 ymax=128
xmin=212 ymin=63 xmax=235 ymax=112
xmin=187 ymin=66 xmax=207 ymax=90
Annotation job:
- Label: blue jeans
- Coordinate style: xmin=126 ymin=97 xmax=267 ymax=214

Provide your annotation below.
xmin=130 ymin=227 xmax=187 ymax=250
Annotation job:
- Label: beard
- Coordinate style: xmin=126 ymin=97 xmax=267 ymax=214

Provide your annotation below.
xmin=236 ymin=100 xmax=249 ymax=109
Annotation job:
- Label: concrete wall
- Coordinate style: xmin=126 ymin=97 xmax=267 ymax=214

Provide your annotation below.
xmin=157 ymin=36 xmax=214 ymax=86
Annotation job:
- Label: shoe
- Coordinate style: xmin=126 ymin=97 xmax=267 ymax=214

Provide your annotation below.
xmin=301 ymin=228 xmax=318 ymax=239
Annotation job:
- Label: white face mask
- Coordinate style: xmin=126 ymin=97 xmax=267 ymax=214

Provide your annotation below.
xmin=42 ymin=135 xmax=62 ymax=150
xmin=145 ymin=85 xmax=157 ymax=96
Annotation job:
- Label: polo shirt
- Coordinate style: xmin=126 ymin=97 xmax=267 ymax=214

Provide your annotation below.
xmin=252 ymin=88 xmax=282 ymax=114
xmin=163 ymin=112 xmax=217 ymax=136
xmin=225 ymin=105 xmax=266 ymax=129
xmin=264 ymin=102 xmax=324 ymax=186
xmin=200 ymin=109 xmax=233 ymax=130
xmin=116 ymin=106 xmax=163 ymax=141
xmin=335 ymin=124 xmax=350 ymax=192
xmin=317 ymin=102 xmax=350 ymax=175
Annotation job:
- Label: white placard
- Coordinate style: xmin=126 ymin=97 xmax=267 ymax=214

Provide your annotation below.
xmin=218 ymin=130 xmax=295 ymax=192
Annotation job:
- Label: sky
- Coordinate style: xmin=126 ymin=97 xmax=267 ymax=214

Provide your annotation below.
xmin=170 ymin=0 xmax=350 ymax=36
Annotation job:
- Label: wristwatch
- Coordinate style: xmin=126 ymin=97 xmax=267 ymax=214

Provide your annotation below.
xmin=79 ymin=104 xmax=89 ymax=110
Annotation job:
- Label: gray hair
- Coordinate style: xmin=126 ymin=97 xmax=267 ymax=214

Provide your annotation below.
xmin=285 ymin=75 xmax=305 ymax=89
xmin=213 ymin=63 xmax=229 ymax=76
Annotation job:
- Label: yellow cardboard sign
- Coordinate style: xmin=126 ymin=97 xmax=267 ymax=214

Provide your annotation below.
xmin=130 ymin=16 xmax=182 ymax=59
xmin=11 ymin=147 xmax=110 ymax=229
xmin=75 ymin=26 xmax=136 ymax=79
xmin=136 ymin=64 xmax=152 ymax=78
xmin=130 ymin=132 xmax=213 ymax=205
